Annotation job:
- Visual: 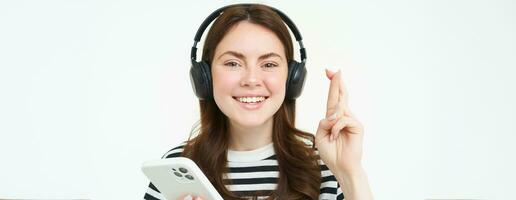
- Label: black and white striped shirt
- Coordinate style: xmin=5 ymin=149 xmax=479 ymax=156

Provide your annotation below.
xmin=144 ymin=142 xmax=345 ymax=200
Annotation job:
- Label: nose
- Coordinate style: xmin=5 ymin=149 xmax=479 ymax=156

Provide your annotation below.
xmin=240 ymin=66 xmax=262 ymax=88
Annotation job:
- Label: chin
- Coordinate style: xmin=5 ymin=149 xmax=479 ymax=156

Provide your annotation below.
xmin=232 ymin=116 xmax=271 ymax=128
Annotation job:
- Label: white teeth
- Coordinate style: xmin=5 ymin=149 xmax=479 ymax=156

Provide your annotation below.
xmin=236 ymin=96 xmax=266 ymax=103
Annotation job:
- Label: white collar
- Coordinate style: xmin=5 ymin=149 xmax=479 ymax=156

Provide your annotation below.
xmin=227 ymin=143 xmax=275 ymax=162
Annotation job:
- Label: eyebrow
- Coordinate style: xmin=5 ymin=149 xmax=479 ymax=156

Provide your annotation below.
xmin=217 ymin=51 xmax=283 ymax=61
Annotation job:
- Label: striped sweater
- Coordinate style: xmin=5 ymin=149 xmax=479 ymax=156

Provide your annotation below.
xmin=144 ymin=142 xmax=345 ymax=200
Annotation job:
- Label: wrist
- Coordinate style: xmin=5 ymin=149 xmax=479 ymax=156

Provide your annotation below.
xmin=333 ymin=164 xmax=366 ymax=180
xmin=334 ymin=166 xmax=373 ymax=200
xmin=328 ymin=162 xmax=364 ymax=175
xmin=343 ymin=163 xmax=365 ymax=174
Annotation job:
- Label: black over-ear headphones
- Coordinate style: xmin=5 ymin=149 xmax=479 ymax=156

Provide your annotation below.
xmin=189 ymin=3 xmax=307 ymax=100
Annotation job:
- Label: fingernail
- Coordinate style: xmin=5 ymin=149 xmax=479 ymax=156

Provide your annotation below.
xmin=184 ymin=195 xmax=193 ymax=200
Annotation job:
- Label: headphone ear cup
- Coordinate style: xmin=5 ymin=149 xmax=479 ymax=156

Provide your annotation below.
xmin=286 ymin=60 xmax=307 ymax=99
xmin=189 ymin=61 xmax=212 ymax=100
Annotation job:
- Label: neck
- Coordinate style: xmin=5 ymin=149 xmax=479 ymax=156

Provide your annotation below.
xmin=228 ymin=117 xmax=274 ymax=151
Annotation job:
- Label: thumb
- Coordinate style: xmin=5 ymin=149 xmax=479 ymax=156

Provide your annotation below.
xmin=318 ymin=114 xmax=339 ymax=132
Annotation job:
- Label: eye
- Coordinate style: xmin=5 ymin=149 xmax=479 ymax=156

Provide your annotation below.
xmin=263 ymin=62 xmax=278 ymax=68
xmin=224 ymin=61 xmax=241 ymax=68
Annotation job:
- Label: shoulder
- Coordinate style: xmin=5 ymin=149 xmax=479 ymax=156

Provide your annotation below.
xmin=161 ymin=141 xmax=188 ymax=159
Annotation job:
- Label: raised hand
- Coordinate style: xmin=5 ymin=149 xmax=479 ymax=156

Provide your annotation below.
xmin=315 ymin=69 xmax=365 ymax=174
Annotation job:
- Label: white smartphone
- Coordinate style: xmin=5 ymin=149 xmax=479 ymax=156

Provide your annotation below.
xmin=142 ymin=157 xmax=223 ymax=200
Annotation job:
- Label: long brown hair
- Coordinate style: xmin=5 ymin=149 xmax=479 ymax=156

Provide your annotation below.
xmin=182 ymin=4 xmax=321 ymax=199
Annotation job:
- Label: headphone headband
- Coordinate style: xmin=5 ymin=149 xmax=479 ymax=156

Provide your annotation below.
xmin=190 ymin=3 xmax=306 ymax=63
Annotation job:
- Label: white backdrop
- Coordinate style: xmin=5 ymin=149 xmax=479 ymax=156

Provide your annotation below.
xmin=1 ymin=0 xmax=515 ymax=199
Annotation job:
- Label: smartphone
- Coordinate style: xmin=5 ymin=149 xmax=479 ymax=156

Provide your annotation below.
xmin=142 ymin=157 xmax=223 ymax=200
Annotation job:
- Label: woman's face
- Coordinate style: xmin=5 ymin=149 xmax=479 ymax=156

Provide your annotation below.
xmin=211 ymin=21 xmax=288 ymax=128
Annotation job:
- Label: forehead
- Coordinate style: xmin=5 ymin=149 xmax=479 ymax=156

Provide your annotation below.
xmin=214 ymin=21 xmax=286 ymax=60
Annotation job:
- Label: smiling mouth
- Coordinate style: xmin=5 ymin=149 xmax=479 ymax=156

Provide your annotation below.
xmin=232 ymin=96 xmax=269 ymax=104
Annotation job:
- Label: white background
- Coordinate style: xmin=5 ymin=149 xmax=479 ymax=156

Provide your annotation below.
xmin=1 ymin=0 xmax=515 ymax=199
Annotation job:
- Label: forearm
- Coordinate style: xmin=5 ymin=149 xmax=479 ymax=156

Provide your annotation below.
xmin=334 ymin=166 xmax=373 ymax=200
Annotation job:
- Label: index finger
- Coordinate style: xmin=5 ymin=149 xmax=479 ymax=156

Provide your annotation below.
xmin=326 ymin=69 xmax=341 ymax=118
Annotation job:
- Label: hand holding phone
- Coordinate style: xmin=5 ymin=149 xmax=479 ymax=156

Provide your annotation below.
xmin=142 ymin=157 xmax=223 ymax=200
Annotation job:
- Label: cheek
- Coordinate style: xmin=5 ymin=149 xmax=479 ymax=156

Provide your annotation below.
xmin=265 ymin=74 xmax=287 ymax=95
xmin=212 ymin=70 xmax=239 ymax=96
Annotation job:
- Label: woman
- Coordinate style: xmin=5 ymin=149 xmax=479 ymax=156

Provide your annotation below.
xmin=145 ymin=3 xmax=373 ymax=200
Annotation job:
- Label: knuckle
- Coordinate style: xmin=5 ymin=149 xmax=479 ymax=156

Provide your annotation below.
xmin=331 ymin=125 xmax=339 ymax=133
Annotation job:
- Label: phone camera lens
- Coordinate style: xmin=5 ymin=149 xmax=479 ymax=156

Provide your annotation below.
xmin=173 ymin=172 xmax=183 ymax=177
xmin=185 ymin=175 xmax=194 ymax=180
xmin=179 ymin=167 xmax=188 ymax=173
